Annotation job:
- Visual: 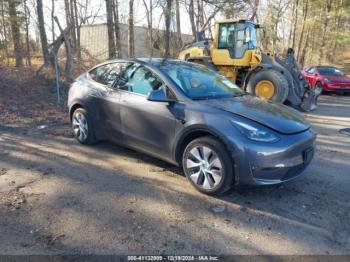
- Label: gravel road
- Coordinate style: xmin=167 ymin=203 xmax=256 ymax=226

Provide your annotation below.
xmin=0 ymin=95 xmax=349 ymax=255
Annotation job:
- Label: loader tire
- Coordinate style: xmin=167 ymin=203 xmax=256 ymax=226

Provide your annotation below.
xmin=246 ymin=70 xmax=289 ymax=103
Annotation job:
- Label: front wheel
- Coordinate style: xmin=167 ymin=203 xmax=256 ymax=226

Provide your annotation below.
xmin=182 ymin=136 xmax=234 ymax=195
xmin=246 ymin=70 xmax=289 ymax=103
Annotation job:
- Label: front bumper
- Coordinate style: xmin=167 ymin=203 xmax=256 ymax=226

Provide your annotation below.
xmin=324 ymin=83 xmax=350 ymax=93
xmin=230 ymin=128 xmax=317 ymax=186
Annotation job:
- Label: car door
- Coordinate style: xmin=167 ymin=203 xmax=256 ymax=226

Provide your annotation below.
xmin=88 ymin=62 xmax=126 ymax=141
xmin=118 ymin=64 xmax=177 ymax=159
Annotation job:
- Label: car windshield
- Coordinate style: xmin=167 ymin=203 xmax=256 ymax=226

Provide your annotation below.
xmin=159 ymin=62 xmax=243 ymax=99
xmin=318 ymin=67 xmax=344 ymax=76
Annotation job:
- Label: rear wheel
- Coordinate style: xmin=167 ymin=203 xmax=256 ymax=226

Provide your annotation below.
xmin=247 ymin=70 xmax=289 ymax=103
xmin=182 ymin=136 xmax=234 ymax=195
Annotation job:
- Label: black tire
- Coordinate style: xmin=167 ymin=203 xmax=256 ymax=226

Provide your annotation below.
xmin=315 ymin=81 xmax=324 ymax=95
xmin=71 ymin=108 xmax=96 ymax=145
xmin=246 ymin=70 xmax=289 ymax=103
xmin=182 ymin=136 xmax=234 ymax=195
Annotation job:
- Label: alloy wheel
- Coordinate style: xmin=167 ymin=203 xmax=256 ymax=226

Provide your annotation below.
xmin=185 ymin=146 xmax=223 ymax=190
xmin=72 ymin=112 xmax=89 ymax=142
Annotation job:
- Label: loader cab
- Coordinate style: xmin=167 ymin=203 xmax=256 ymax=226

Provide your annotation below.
xmin=211 ymin=20 xmax=261 ymax=66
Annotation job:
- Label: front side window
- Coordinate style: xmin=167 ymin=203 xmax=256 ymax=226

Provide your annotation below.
xmin=160 ymin=62 xmax=243 ymax=100
xmin=308 ymin=67 xmax=316 ymax=75
xmin=218 ymin=22 xmax=257 ymax=58
xmin=218 ymin=23 xmax=235 ymax=49
xmin=120 ymin=64 xmax=166 ymax=96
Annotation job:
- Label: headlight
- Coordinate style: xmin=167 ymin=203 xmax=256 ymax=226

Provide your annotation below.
xmin=232 ymin=120 xmax=280 ymax=143
xmin=324 ymin=78 xmax=331 ymax=83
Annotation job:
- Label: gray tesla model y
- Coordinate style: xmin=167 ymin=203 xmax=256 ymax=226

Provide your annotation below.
xmin=68 ymin=59 xmax=316 ymax=195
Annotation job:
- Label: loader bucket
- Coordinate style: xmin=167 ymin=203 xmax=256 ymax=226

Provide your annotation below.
xmin=274 ymin=48 xmax=320 ymax=112
xmin=299 ymin=86 xmax=322 ymax=112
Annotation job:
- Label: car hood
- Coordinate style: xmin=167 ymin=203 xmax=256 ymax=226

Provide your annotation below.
xmin=323 ymin=75 xmax=350 ymax=83
xmin=199 ymin=95 xmax=310 ymax=134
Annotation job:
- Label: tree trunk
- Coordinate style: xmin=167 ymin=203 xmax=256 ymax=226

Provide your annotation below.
xmin=64 ymin=0 xmax=71 ymax=39
xmin=249 ymin=0 xmax=259 ymax=21
xmin=299 ymin=25 xmax=310 ymax=67
xmin=53 ymin=16 xmax=73 ymax=82
xmin=112 ymin=0 xmax=121 ymax=58
xmin=1 ymin=0 xmax=9 ymax=65
xmin=70 ymin=0 xmax=77 ymax=50
xmin=24 ymin=0 xmax=31 ymax=66
xmin=74 ymin=0 xmax=81 ymax=61
xmin=318 ymin=0 xmax=332 ymax=64
xmin=288 ymin=0 xmax=296 ymax=48
xmin=128 ymin=0 xmax=135 ymax=58
xmin=189 ymin=0 xmax=197 ymax=41
xmin=164 ymin=0 xmax=173 ymax=58
xmin=51 ymin=0 xmax=55 ymax=42
xmin=297 ymin=0 xmax=309 ymax=61
xmin=106 ymin=0 xmax=116 ymax=58
xmin=8 ymin=1 xmax=23 ymax=67
xmin=292 ymin=0 xmax=299 ymax=49
xmin=142 ymin=0 xmax=153 ymax=57
xmin=36 ymin=0 xmax=49 ymax=66
xmin=175 ymin=0 xmax=182 ymax=46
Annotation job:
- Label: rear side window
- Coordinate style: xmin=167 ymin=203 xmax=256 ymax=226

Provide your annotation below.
xmin=89 ymin=63 xmax=130 ymax=86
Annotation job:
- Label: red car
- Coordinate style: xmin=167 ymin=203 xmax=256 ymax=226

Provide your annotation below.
xmin=303 ymin=66 xmax=350 ymax=94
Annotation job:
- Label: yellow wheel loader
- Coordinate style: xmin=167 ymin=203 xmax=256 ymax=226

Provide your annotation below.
xmin=178 ymin=19 xmax=321 ymax=111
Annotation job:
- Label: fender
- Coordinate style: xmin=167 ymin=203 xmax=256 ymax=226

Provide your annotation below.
xmin=172 ymin=124 xmax=241 ymax=184
xmin=173 ymin=124 xmax=237 ymax=163
xmin=69 ymin=98 xmax=102 ymax=139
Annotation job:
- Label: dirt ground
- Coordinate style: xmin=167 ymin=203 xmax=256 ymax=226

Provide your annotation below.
xmin=0 ymin=66 xmax=350 ymax=255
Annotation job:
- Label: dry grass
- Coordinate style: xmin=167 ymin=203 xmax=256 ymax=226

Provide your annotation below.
xmin=0 ymin=64 xmax=69 ymax=129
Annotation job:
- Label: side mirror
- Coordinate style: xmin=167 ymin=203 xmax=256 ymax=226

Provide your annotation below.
xmin=147 ymin=89 xmax=174 ymax=102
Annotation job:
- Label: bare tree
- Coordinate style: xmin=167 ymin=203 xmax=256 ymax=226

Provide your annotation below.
xmin=189 ymin=0 xmax=197 ymax=41
xmin=112 ymin=0 xmax=121 ymax=57
xmin=69 ymin=0 xmax=77 ymax=50
xmin=143 ymin=0 xmax=154 ymax=57
xmin=318 ymin=0 xmax=332 ymax=64
xmin=1 ymin=0 xmax=9 ymax=64
xmin=106 ymin=0 xmax=116 ymax=58
xmin=51 ymin=0 xmax=55 ymax=42
xmin=53 ymin=16 xmax=73 ymax=82
xmin=291 ymin=0 xmax=299 ymax=49
xmin=296 ymin=0 xmax=308 ymax=61
xmin=175 ymin=0 xmax=182 ymax=46
xmin=9 ymin=0 xmax=23 ymax=67
xmin=24 ymin=0 xmax=31 ymax=66
xmin=36 ymin=0 xmax=50 ymax=66
xmin=64 ymin=0 xmax=71 ymax=34
xmin=73 ymin=0 xmax=81 ymax=60
xmin=248 ymin=0 xmax=259 ymax=21
xmin=128 ymin=0 xmax=135 ymax=57
xmin=163 ymin=0 xmax=173 ymax=58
